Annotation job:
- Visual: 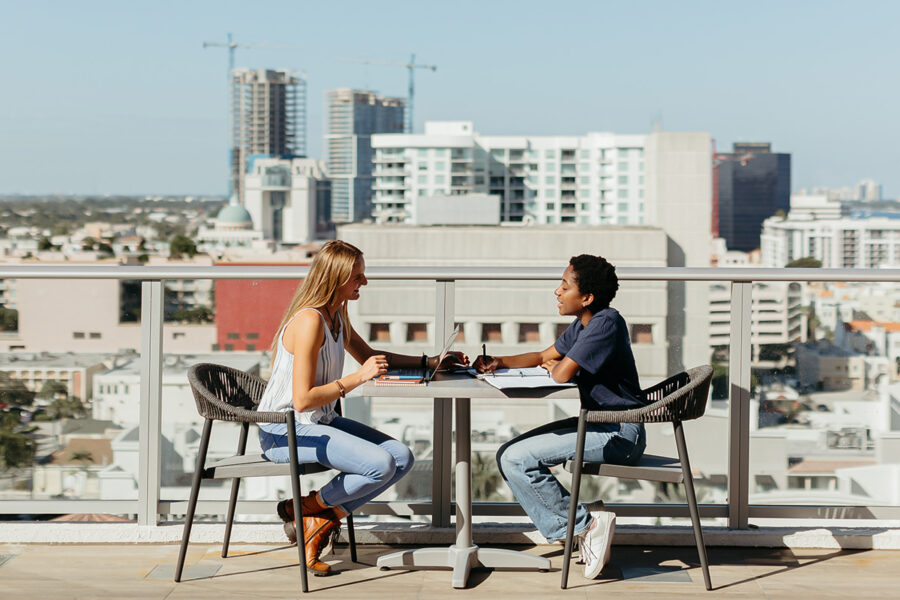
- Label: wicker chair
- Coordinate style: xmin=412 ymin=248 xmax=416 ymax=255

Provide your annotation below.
xmin=560 ymin=364 xmax=714 ymax=590
xmin=175 ymin=362 xmax=357 ymax=593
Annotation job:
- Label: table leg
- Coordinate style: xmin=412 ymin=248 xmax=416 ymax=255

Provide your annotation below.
xmin=377 ymin=396 xmax=550 ymax=588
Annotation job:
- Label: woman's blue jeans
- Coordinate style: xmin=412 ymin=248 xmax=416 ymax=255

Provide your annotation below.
xmin=496 ymin=417 xmax=646 ymax=541
xmin=259 ymin=416 xmax=414 ymax=514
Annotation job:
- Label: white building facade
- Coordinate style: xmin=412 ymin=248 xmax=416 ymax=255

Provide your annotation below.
xmin=243 ymin=157 xmax=332 ymax=245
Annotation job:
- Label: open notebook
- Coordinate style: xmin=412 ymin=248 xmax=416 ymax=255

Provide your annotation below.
xmin=374 ymin=326 xmax=461 ymax=386
xmin=481 ymin=367 xmax=576 ymax=390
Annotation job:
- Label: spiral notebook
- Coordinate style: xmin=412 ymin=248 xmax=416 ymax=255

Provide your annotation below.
xmin=374 ymin=326 xmax=460 ymax=386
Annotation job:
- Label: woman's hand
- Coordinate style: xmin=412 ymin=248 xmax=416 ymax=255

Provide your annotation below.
xmin=359 ymin=354 xmax=389 ymax=380
xmin=472 ymin=355 xmax=501 ymax=373
xmin=541 ymin=358 xmax=560 ymax=373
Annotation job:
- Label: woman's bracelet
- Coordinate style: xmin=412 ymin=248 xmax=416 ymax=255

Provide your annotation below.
xmin=335 ymin=378 xmax=346 ymax=398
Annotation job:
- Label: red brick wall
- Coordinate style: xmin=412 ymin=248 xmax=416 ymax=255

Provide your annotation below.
xmin=214 ymin=263 xmax=306 ymax=352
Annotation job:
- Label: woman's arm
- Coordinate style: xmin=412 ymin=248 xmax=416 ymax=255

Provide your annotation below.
xmin=287 ymin=311 xmax=386 ymax=412
xmin=346 ymin=325 xmax=468 ymax=370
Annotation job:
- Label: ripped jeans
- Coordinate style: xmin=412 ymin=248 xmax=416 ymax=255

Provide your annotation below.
xmin=496 ymin=417 xmax=646 ymax=541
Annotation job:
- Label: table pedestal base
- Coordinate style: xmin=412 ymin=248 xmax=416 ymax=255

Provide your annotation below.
xmin=376 ymin=544 xmax=551 ymax=588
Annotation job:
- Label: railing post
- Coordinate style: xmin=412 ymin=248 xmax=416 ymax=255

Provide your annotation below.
xmin=727 ymin=280 xmax=752 ymax=529
xmin=432 ymin=280 xmax=455 ymax=528
xmin=138 ymin=280 xmax=164 ymax=526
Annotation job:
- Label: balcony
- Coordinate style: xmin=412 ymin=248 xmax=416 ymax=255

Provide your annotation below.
xmin=1 ymin=264 xmax=899 ymax=593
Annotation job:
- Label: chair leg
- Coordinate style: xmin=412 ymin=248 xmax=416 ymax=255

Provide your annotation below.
xmin=346 ymin=512 xmax=358 ymax=563
xmin=561 ymin=410 xmax=589 ymax=590
xmin=222 ymin=422 xmax=249 ymax=558
xmin=175 ymin=419 xmax=213 ymax=583
xmin=674 ymin=421 xmax=712 ymax=591
xmin=287 ymin=412 xmax=309 ymax=593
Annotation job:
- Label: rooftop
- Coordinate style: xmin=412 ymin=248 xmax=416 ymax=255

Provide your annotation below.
xmin=0 ymin=541 xmax=896 ymax=598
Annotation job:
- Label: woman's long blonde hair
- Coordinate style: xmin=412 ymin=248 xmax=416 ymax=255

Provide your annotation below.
xmin=269 ymin=240 xmax=363 ymax=364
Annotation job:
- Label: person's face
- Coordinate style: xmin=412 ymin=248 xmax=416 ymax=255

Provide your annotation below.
xmin=336 ymin=257 xmax=367 ymax=303
xmin=554 ymin=265 xmax=591 ymax=316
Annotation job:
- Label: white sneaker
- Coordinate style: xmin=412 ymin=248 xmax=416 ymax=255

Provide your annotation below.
xmin=580 ymin=510 xmax=615 ymax=579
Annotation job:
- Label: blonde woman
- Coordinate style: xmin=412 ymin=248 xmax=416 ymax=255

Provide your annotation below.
xmin=256 ymin=240 xmax=467 ymax=576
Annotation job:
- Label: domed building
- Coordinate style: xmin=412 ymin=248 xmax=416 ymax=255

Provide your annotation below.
xmin=196 ymin=197 xmax=265 ymax=251
xmin=215 ymin=202 xmax=254 ymax=231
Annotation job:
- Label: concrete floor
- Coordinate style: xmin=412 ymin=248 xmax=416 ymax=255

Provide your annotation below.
xmin=1 ymin=542 xmax=898 ymax=599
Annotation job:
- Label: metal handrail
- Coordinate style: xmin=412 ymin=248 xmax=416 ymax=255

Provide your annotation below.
xmin=2 ymin=264 xmax=900 ymax=282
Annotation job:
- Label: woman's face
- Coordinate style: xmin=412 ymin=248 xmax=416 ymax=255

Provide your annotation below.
xmin=335 ymin=257 xmax=367 ymax=303
xmin=554 ymin=265 xmax=590 ymax=316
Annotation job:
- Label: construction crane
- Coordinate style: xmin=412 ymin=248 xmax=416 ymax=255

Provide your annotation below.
xmin=334 ymin=53 xmax=437 ymax=133
xmin=202 ymin=33 xmax=309 ymax=78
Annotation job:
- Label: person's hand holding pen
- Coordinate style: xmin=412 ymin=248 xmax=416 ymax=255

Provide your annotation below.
xmin=473 ymin=343 xmax=502 ymax=373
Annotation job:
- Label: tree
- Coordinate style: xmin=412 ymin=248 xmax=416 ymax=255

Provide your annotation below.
xmin=45 ymin=397 xmax=87 ymax=420
xmin=171 ymin=306 xmax=215 ymax=324
xmin=0 ymin=306 xmax=17 ymax=331
xmin=38 ymin=236 xmax=53 ymax=251
xmin=0 ymin=373 xmax=35 ymax=409
xmin=0 ymin=412 xmax=35 ymax=470
xmin=785 ymin=256 xmax=822 ymax=268
xmin=81 ymin=236 xmax=98 ymax=251
xmin=169 ymin=234 xmax=197 ymax=258
xmin=37 ymin=380 xmax=68 ymax=401
xmin=96 ymin=242 xmax=115 ymax=256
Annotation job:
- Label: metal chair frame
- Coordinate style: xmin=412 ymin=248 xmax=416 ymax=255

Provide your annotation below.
xmin=561 ymin=364 xmax=714 ymax=590
xmin=175 ymin=362 xmax=357 ymax=592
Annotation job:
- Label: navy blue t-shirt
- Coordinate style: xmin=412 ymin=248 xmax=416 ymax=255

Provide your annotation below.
xmin=554 ymin=307 xmax=642 ymax=411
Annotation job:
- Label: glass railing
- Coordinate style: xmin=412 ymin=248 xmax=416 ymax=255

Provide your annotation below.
xmin=1 ymin=264 xmax=899 ymax=530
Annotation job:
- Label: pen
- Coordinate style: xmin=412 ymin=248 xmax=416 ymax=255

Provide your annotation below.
xmin=482 ymin=343 xmax=487 ymax=366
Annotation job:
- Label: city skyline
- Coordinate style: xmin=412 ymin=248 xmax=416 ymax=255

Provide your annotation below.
xmin=2 ymin=0 xmax=899 ymax=197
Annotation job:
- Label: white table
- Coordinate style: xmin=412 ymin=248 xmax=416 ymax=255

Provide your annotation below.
xmin=361 ymin=374 xmax=579 ymax=589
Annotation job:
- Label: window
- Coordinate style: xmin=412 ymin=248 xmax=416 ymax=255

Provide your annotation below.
xmin=618 ymin=162 xmax=628 ymax=171
xmin=454 ymin=323 xmax=466 ymax=343
xmin=246 ymin=343 xmax=256 ymax=351
xmin=631 ymin=324 xmax=653 ymax=344
xmin=212 ymin=344 xmax=220 ymax=351
xmin=545 ymin=162 xmax=556 ymax=172
xmin=246 ymin=332 xmax=259 ymax=340
xmin=545 ymin=149 xmax=556 ymax=159
xmin=545 ymin=189 xmax=556 ymax=198
xmin=226 ymin=332 xmax=240 ymax=340
xmin=518 ymin=323 xmax=540 ymax=343
xmin=73 ymin=331 xmax=85 ymax=339
xmin=639 ymin=175 xmax=644 ymax=185
xmin=617 ymin=202 xmax=629 ymax=211
xmin=370 ymin=323 xmax=390 ymax=342
xmin=618 ymin=175 xmax=628 ymax=185
xmin=418 ymin=148 xmax=428 ymax=158
xmin=418 ymin=174 xmax=427 ymax=184
xmin=224 ymin=344 xmax=234 ymax=351
xmin=434 ymin=175 xmax=446 ymax=185
xmin=618 ymin=148 xmax=629 ymax=158
xmin=172 ymin=332 xmax=185 ymax=339
xmin=579 ymin=176 xmax=590 ymax=184
xmin=618 ymin=189 xmax=628 ymax=199
xmin=434 ymin=161 xmax=446 ymax=171
xmin=481 ymin=323 xmax=502 ymax=343
xmin=545 ymin=202 xmax=555 ymax=210
xmin=579 ymin=149 xmax=590 ymax=159
xmin=579 ymin=162 xmax=590 ymax=172
xmin=407 ymin=323 xmax=428 ymax=342
xmin=545 ymin=176 xmax=556 ymax=185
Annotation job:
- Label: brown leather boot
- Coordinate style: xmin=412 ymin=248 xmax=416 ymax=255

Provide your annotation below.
xmin=300 ymin=509 xmax=342 ymax=576
xmin=276 ymin=493 xmax=322 ymax=544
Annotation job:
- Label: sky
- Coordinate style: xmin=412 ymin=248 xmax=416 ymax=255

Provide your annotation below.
xmin=1 ymin=0 xmax=898 ymax=197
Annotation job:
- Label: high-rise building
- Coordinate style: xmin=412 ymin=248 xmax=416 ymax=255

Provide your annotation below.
xmin=715 ymin=142 xmax=791 ymax=252
xmin=230 ymin=68 xmax=306 ymax=201
xmin=856 ymin=178 xmax=882 ymax=202
xmin=325 ymin=89 xmax=405 ymax=222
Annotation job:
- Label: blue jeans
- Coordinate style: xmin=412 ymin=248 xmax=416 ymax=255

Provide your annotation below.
xmin=258 ymin=416 xmax=414 ymax=514
xmin=496 ymin=417 xmax=646 ymax=541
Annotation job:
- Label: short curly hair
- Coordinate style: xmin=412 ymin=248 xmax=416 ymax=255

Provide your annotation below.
xmin=569 ymin=254 xmax=618 ymax=312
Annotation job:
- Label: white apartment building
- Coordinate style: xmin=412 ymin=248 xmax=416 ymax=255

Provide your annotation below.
xmin=371 ymin=121 xmax=652 ymax=226
xmin=760 ymin=210 xmax=900 ymax=269
xmin=243 ymin=156 xmax=332 ymax=245
xmin=709 ymin=281 xmax=807 ymax=353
